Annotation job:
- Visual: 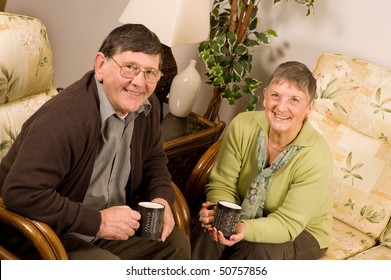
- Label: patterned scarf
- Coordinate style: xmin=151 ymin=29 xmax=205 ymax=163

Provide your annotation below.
xmin=241 ymin=128 xmax=301 ymax=219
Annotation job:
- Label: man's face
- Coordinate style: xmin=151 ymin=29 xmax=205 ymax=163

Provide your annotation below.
xmin=95 ymin=51 xmax=160 ymax=116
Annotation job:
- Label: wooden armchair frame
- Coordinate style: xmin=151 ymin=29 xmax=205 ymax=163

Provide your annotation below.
xmin=0 ymin=182 xmax=190 ymax=260
xmin=183 ymin=140 xmax=221 ymax=218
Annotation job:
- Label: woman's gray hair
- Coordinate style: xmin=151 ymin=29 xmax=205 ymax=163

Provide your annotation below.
xmin=267 ymin=61 xmax=317 ymax=104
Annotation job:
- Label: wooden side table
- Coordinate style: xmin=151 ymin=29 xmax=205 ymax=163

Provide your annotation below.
xmin=161 ymin=112 xmax=225 ymax=192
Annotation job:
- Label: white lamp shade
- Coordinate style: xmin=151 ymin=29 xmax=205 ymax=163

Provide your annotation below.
xmin=119 ymin=0 xmax=210 ymax=47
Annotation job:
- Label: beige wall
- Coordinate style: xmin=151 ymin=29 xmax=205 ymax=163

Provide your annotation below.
xmin=5 ymin=0 xmax=391 ymax=125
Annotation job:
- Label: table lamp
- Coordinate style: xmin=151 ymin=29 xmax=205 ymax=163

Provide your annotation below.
xmin=119 ymin=0 xmax=210 ymax=118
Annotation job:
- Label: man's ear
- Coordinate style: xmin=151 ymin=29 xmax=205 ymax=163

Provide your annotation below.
xmin=94 ymin=52 xmax=106 ymax=82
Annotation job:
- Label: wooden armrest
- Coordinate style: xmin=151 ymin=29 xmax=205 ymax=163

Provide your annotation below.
xmin=171 ymin=182 xmax=191 ymax=237
xmin=184 ymin=140 xmax=222 ymax=218
xmin=0 ymin=182 xmax=190 ymax=259
xmin=0 ymin=197 xmax=68 ymax=260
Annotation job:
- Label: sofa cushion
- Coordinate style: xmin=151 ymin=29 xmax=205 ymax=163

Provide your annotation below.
xmin=381 ymin=220 xmax=391 ymax=248
xmin=313 ymin=53 xmax=391 ymax=140
xmin=310 ymin=110 xmax=391 ymax=239
xmin=0 ymin=12 xmax=58 ymax=160
xmin=321 ymin=218 xmax=377 ymax=260
xmin=0 ymin=92 xmax=56 ymax=159
xmin=349 ymin=245 xmax=391 ymax=260
xmin=0 ymin=13 xmax=55 ymax=105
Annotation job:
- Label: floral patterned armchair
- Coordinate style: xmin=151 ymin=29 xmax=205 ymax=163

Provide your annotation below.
xmin=310 ymin=53 xmax=391 ymax=259
xmin=0 ymin=12 xmax=58 ymax=159
xmin=0 ymin=12 xmax=63 ymax=259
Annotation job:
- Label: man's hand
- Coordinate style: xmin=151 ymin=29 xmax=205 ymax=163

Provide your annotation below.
xmin=152 ymin=198 xmax=174 ymax=242
xmin=96 ymin=206 xmax=141 ymax=240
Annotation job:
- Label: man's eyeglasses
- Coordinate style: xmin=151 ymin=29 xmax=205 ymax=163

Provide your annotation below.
xmin=110 ymin=56 xmax=162 ymax=83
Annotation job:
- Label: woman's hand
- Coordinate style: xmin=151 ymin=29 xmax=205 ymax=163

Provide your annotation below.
xmin=198 ymin=202 xmax=217 ymax=230
xmin=209 ymin=221 xmax=246 ymax=246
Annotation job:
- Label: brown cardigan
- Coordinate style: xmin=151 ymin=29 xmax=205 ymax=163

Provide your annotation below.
xmin=0 ymin=71 xmax=172 ymax=236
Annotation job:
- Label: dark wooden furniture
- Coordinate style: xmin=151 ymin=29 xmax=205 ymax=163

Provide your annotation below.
xmin=183 ymin=140 xmax=221 ymax=218
xmin=0 ymin=110 xmax=223 ymax=259
xmin=161 ymin=112 xmax=225 ymax=192
xmin=0 ymin=182 xmax=190 ymax=259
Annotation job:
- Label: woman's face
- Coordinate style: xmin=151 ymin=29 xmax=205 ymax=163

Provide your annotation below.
xmin=94 ymin=51 xmax=160 ymax=117
xmin=263 ymin=81 xmax=314 ymax=137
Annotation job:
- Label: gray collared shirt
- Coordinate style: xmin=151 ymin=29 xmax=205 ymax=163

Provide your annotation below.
xmin=75 ymin=76 xmax=151 ymax=241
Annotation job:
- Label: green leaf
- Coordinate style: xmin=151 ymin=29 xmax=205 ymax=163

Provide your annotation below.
xmin=382 ymin=98 xmax=391 ymax=105
xmin=234 ymin=44 xmax=247 ymax=56
xmin=0 ymin=77 xmax=7 ymax=87
xmin=198 ymin=40 xmax=209 ymax=52
xmin=267 ymin=29 xmax=278 ymax=37
xmin=333 ymin=102 xmax=347 ymax=113
xmin=353 ymin=174 xmax=363 ymax=180
xmin=206 ymin=55 xmax=216 ymax=69
xmin=1 ymin=65 xmax=9 ymax=79
xmin=232 ymin=62 xmax=244 ymax=80
xmin=245 ymin=77 xmax=261 ymax=88
xmin=351 ymin=163 xmax=364 ymax=171
xmin=249 ymin=16 xmax=258 ymax=31
xmin=243 ymin=38 xmax=260 ymax=47
xmin=226 ymin=31 xmax=237 ymax=47
xmin=375 ymin=87 xmax=381 ymax=103
xmin=256 ymin=32 xmax=270 ymax=45
xmin=370 ymin=103 xmax=381 ymax=109
xmin=213 ymin=76 xmax=225 ymax=87
xmin=8 ymin=78 xmax=19 ymax=93
xmin=346 ymin=152 xmax=352 ymax=169
xmin=210 ymin=41 xmax=221 ymax=53
xmin=215 ymin=33 xmax=226 ymax=46
xmin=211 ymin=65 xmax=223 ymax=77
xmin=0 ymin=140 xmax=12 ymax=151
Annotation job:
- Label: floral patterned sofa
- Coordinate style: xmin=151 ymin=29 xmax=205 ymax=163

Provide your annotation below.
xmin=0 ymin=12 xmax=58 ymax=160
xmin=310 ymin=53 xmax=391 ymax=260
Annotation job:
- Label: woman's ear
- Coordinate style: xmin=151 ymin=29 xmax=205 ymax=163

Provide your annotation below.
xmin=94 ymin=52 xmax=106 ymax=82
xmin=263 ymin=88 xmax=267 ymax=108
xmin=307 ymin=99 xmax=315 ymax=115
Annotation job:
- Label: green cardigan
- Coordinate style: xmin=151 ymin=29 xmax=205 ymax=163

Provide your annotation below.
xmin=206 ymin=111 xmax=333 ymax=248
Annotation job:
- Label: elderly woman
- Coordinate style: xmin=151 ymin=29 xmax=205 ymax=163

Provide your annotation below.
xmin=191 ymin=61 xmax=333 ymax=260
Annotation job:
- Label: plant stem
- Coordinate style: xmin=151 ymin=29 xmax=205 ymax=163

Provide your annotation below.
xmin=235 ymin=0 xmax=247 ymax=37
xmin=204 ymin=87 xmax=224 ymax=121
xmin=237 ymin=1 xmax=255 ymax=43
xmin=229 ymin=0 xmax=238 ymax=32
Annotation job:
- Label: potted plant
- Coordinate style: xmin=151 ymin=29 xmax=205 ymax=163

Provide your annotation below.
xmin=199 ymin=0 xmax=315 ymax=121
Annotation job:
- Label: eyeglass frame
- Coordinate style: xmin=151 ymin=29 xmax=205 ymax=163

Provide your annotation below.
xmin=109 ymin=56 xmax=163 ymax=83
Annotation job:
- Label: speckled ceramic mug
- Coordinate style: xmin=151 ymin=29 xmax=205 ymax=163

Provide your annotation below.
xmin=212 ymin=201 xmax=242 ymax=238
xmin=136 ymin=202 xmax=164 ymax=240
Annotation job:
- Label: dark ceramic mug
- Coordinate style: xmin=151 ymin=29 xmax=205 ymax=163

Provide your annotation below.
xmin=136 ymin=202 xmax=164 ymax=240
xmin=212 ymin=201 xmax=242 ymax=238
